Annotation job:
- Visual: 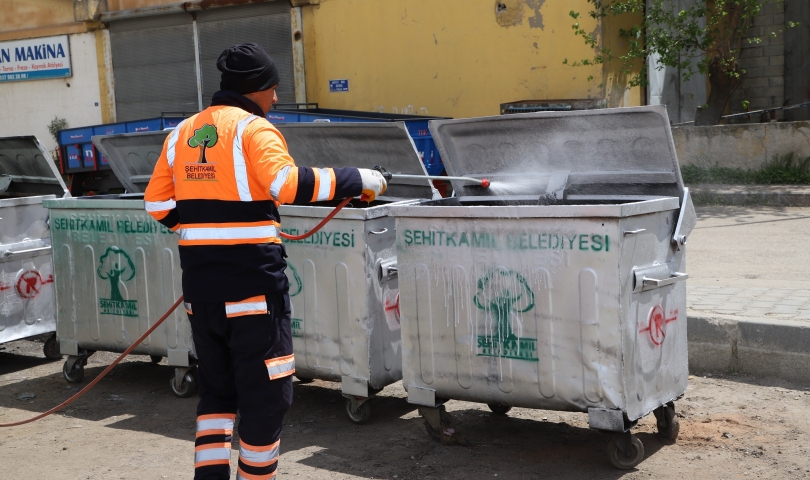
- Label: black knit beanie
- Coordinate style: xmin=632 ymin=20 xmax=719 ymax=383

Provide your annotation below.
xmin=217 ymin=43 xmax=280 ymax=94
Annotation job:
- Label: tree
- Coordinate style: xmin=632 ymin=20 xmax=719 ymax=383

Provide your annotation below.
xmin=47 ymin=117 xmax=67 ymax=144
xmin=566 ymin=0 xmax=796 ymax=125
xmin=97 ymin=247 xmax=136 ymax=302
xmin=474 ymin=268 xmax=535 ymax=340
xmin=187 ymin=124 xmax=218 ymax=163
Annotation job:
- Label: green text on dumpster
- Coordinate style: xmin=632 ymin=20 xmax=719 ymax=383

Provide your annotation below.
xmin=97 ymin=247 xmax=138 ymax=317
xmin=401 ymin=229 xmax=609 ymax=252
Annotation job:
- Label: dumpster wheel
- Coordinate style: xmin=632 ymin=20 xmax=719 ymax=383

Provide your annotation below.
xmin=345 ymin=398 xmax=372 ymax=425
xmin=608 ymin=435 xmax=644 ymax=470
xmin=420 ymin=405 xmax=467 ymax=446
xmin=170 ymin=369 xmax=197 ymax=398
xmin=62 ymin=356 xmax=86 ymax=383
xmin=150 ymin=355 xmax=163 ymax=365
xmin=653 ymin=402 xmax=680 ymax=441
xmin=43 ymin=334 xmax=62 ymax=361
xmin=487 ymin=403 xmax=512 ymax=416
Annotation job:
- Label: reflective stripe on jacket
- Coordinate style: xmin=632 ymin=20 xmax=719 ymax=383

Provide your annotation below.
xmin=143 ymin=95 xmax=362 ymax=302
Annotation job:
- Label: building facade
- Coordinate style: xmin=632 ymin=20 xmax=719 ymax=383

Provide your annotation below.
xmin=2 ymin=0 xmax=807 ymax=152
xmin=0 ymin=0 xmax=666 ymax=152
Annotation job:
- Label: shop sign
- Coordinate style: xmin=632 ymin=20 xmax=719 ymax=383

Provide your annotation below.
xmin=0 ymin=35 xmax=72 ymax=83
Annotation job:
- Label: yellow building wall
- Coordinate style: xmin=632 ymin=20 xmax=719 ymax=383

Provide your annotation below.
xmin=0 ymin=0 xmax=188 ymax=42
xmin=301 ymin=0 xmax=643 ymax=119
xmin=0 ymin=0 xmax=90 ymax=42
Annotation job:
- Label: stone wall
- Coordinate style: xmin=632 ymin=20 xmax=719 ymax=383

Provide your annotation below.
xmin=672 ymin=121 xmax=810 ymax=170
xmin=784 ymin=0 xmax=810 ymax=122
xmin=728 ymin=1 xmax=786 ymax=121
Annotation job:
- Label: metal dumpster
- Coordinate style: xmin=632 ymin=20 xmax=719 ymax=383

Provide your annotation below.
xmin=388 ymin=106 xmax=697 ymax=468
xmin=275 ymin=122 xmax=439 ymax=423
xmin=44 ymin=130 xmax=199 ymax=397
xmin=0 ymin=136 xmax=69 ymax=360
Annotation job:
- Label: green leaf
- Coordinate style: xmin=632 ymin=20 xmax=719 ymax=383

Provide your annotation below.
xmin=188 ymin=124 xmax=219 ymax=149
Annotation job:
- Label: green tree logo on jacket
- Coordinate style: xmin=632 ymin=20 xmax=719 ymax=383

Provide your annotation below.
xmin=188 ymin=124 xmax=218 ymax=163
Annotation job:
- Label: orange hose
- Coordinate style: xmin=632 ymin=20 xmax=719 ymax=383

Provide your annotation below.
xmin=1 ymin=197 xmax=358 ymax=427
xmin=278 ymin=196 xmax=355 ymax=241
xmin=0 ymin=296 xmax=185 ymax=428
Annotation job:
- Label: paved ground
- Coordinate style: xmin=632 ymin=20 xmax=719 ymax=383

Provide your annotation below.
xmin=688 ymin=286 xmax=810 ymax=320
xmin=686 ymin=206 xmax=810 ymax=320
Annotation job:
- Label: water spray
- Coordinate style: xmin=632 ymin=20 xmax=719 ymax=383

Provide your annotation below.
xmin=373 ymin=166 xmax=490 ymax=189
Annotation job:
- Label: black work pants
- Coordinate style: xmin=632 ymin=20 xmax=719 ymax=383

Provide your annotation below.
xmin=187 ymin=292 xmax=294 ymax=480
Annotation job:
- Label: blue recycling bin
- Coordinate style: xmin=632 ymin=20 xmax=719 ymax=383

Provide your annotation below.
xmin=57 ymin=116 xmax=190 ymax=174
xmin=64 ymin=145 xmax=81 ymax=170
xmin=268 ymin=106 xmax=450 ymax=176
xmin=126 ymin=118 xmax=162 ymax=133
xmin=81 ymin=143 xmax=96 ymax=168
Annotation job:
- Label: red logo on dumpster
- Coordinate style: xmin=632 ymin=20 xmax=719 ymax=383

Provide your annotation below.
xmin=15 ymin=270 xmax=54 ymax=299
xmin=384 ymin=292 xmax=401 ymax=318
xmin=383 ymin=291 xmax=401 ymax=331
xmin=640 ymin=305 xmax=678 ymax=346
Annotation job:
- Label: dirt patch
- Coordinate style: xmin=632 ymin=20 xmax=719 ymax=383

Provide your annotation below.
xmin=1 ymin=339 xmax=810 ymax=479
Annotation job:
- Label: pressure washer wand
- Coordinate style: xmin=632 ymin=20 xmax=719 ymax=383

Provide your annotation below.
xmin=374 ymin=166 xmax=490 ymax=188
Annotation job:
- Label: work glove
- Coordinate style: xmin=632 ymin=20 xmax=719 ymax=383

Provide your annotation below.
xmin=358 ymin=168 xmax=387 ymax=202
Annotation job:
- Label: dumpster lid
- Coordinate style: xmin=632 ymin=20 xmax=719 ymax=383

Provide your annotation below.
xmin=276 ymin=122 xmax=437 ymax=200
xmin=429 ymin=105 xmax=684 ymax=201
xmin=93 ymin=131 xmax=169 ymax=193
xmin=0 ymin=136 xmax=69 ymax=197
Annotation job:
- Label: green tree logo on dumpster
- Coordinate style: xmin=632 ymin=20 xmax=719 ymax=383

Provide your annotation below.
xmin=97 ymin=247 xmax=138 ymax=317
xmin=188 ymin=124 xmax=218 ymax=164
xmin=474 ymin=268 xmax=538 ymax=362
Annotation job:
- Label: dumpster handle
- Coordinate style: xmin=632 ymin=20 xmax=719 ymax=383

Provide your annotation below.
xmin=2 ymin=246 xmax=52 ymax=257
xmin=279 ymin=196 xmax=355 ymax=241
xmin=642 ymin=272 xmax=689 ymax=289
xmin=0 ymin=295 xmax=184 ymax=428
xmin=671 ymin=188 xmax=691 ymax=249
xmin=369 ymin=228 xmax=388 ymax=235
xmin=623 ymin=229 xmax=646 ymax=236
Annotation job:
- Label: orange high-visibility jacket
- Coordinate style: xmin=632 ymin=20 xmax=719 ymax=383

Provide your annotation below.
xmin=144 ymin=101 xmax=362 ymax=302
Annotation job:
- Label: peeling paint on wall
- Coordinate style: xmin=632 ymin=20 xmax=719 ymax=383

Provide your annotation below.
xmin=494 ymin=0 xmax=545 ymax=29
xmin=495 ymin=0 xmax=524 ymax=27
xmin=527 ymin=0 xmax=545 ymax=29
xmin=302 ymin=0 xmax=633 ymax=118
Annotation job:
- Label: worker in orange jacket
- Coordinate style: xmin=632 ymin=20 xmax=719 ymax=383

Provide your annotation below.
xmin=144 ymin=43 xmax=387 ymax=480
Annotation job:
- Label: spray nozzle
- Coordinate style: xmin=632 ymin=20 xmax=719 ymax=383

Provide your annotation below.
xmin=373 ymin=165 xmax=393 ymax=181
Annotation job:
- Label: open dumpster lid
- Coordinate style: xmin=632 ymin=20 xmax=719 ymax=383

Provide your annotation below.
xmin=0 ymin=136 xmax=69 ymax=198
xmin=96 ymin=122 xmax=437 ymax=199
xmin=276 ymin=122 xmax=437 ymax=200
xmin=93 ymin=131 xmax=169 ymax=193
xmin=429 ymin=105 xmax=685 ymax=201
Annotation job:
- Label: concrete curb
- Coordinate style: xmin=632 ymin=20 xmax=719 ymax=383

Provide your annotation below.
xmin=688 ymin=312 xmax=810 ymax=384
xmin=689 ymin=185 xmax=810 ymax=207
